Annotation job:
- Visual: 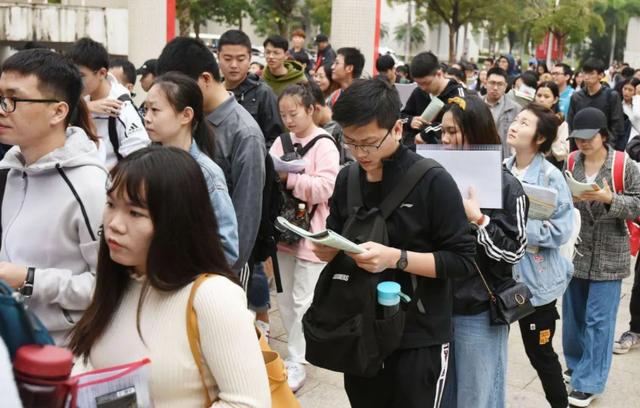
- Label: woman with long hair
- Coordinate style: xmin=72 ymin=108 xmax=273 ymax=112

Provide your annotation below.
xmin=313 ymin=61 xmax=340 ymax=101
xmin=441 ymin=95 xmax=528 ymax=408
xmin=69 ymin=147 xmax=270 ymax=407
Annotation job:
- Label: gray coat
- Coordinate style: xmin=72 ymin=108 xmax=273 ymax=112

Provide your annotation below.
xmin=571 ymin=147 xmax=640 ymax=281
xmin=487 ymin=95 xmax=521 ymax=158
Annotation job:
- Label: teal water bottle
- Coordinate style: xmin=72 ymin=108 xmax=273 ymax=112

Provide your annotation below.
xmin=377 ymin=282 xmax=401 ymax=319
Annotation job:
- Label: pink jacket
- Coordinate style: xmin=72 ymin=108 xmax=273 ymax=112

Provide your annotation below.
xmin=269 ymin=127 xmax=340 ymax=262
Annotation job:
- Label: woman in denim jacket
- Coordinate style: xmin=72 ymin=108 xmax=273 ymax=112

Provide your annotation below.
xmin=505 ymin=103 xmax=574 ymax=408
xmin=562 ymin=107 xmax=640 ymax=407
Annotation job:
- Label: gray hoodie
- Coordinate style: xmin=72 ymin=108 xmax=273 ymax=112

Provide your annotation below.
xmin=0 ymin=127 xmax=107 ymax=344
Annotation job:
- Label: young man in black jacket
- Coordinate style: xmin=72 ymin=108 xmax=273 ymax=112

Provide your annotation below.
xmin=313 ymin=79 xmax=476 ymax=408
xmin=401 ymin=52 xmax=466 ymax=149
xmin=567 ymin=58 xmax=625 ymax=150
xmin=218 ymin=30 xmax=284 ymax=149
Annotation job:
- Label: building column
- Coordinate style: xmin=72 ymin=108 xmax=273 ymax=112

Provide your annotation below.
xmin=330 ymin=0 xmax=381 ymax=77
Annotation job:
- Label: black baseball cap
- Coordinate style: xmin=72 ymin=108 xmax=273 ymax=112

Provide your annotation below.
xmin=314 ymin=34 xmax=329 ymax=44
xmin=569 ymin=107 xmax=607 ymax=139
xmin=136 ymin=59 xmax=157 ymax=76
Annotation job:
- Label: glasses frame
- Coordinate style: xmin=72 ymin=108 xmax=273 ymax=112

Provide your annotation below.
xmin=0 ymin=96 xmax=61 ymax=113
xmin=344 ymin=127 xmax=393 ymax=154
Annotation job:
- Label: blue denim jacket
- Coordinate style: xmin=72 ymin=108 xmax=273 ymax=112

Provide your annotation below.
xmin=189 ymin=141 xmax=239 ymax=266
xmin=505 ymin=154 xmax=574 ymax=306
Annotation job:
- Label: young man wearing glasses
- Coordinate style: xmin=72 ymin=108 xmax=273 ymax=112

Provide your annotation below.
xmin=313 ymin=79 xmax=475 ymax=408
xmin=68 ymin=37 xmax=150 ymax=168
xmin=0 ymin=49 xmax=107 ymax=344
xmin=262 ymin=35 xmax=307 ymax=96
xmin=483 ymin=67 xmax=521 ymax=158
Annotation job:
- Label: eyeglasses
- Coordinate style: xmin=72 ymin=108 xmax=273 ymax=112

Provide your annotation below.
xmin=344 ymin=128 xmax=392 ymax=154
xmin=0 ymin=96 xmax=60 ymax=113
xmin=487 ymin=80 xmax=506 ymax=88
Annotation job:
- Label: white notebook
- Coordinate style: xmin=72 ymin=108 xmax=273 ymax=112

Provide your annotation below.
xmin=564 ymin=170 xmax=600 ymax=196
xmin=275 ymin=217 xmax=365 ymax=254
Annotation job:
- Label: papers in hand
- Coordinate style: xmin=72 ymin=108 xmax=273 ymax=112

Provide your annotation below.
xmin=275 ymin=217 xmax=365 ymax=254
xmin=270 ymin=153 xmax=307 ymax=173
xmin=564 ymin=170 xmax=600 ymax=196
xmin=72 ymin=358 xmax=153 ymax=408
xmin=420 ymin=97 xmax=445 ymax=122
xmin=522 ymin=183 xmax=557 ymax=220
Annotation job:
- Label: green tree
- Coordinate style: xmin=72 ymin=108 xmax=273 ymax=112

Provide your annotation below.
xmin=394 ymin=23 xmax=426 ymax=51
xmin=413 ymin=0 xmax=494 ymax=63
xmin=305 ymin=0 xmax=332 ymax=35
xmin=176 ymin=0 xmax=250 ymax=38
xmin=249 ymin=0 xmax=300 ymax=37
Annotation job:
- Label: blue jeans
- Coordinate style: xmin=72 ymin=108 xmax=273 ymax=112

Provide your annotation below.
xmin=247 ymin=263 xmax=270 ymax=312
xmin=562 ymin=277 xmax=622 ymax=394
xmin=452 ymin=311 xmax=508 ymax=408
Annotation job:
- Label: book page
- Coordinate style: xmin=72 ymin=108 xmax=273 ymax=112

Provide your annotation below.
xmin=275 ymin=217 xmax=365 ymax=254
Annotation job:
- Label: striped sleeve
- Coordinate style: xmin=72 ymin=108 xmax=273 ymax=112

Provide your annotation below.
xmin=476 ymin=194 xmax=528 ymax=264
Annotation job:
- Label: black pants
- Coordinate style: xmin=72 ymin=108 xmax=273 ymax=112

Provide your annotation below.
xmin=344 ymin=343 xmax=450 ymax=408
xmin=630 ymin=257 xmax=640 ymax=333
xmin=518 ymin=301 xmax=568 ymax=408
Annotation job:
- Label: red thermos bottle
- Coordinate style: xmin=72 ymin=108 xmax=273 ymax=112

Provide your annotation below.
xmin=13 ymin=345 xmax=77 ymax=408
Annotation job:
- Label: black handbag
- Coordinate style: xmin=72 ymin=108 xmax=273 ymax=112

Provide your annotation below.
xmin=473 ymin=261 xmax=535 ymax=325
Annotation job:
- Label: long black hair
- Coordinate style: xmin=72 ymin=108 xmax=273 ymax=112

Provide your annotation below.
xmin=442 ymin=95 xmax=501 ymax=145
xmin=69 ymin=146 xmax=236 ymax=361
xmin=152 ymin=72 xmax=216 ymax=158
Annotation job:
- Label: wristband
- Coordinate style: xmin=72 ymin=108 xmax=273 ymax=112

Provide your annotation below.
xmin=20 ymin=267 xmax=35 ymax=298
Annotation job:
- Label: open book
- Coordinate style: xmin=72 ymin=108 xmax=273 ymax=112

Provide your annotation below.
xmin=564 ymin=170 xmax=600 ymax=196
xmin=522 ymin=183 xmax=557 ymax=220
xmin=275 ymin=217 xmax=365 ymax=254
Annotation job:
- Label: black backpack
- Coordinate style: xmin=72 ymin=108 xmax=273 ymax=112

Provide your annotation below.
xmin=108 ymin=94 xmax=143 ymax=161
xmin=302 ymin=158 xmax=437 ymax=377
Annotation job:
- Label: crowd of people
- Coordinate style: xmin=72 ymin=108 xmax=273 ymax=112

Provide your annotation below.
xmin=0 ymin=28 xmax=639 ymax=408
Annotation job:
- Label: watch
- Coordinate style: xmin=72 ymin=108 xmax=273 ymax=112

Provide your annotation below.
xmin=20 ymin=267 xmax=35 ymax=298
xmin=396 ymin=250 xmax=408 ymax=270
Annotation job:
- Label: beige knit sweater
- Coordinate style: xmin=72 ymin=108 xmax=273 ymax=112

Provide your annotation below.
xmin=88 ymin=275 xmax=270 ymax=408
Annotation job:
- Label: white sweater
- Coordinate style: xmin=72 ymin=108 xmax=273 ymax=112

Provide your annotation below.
xmin=87 ymin=276 xmax=270 ymax=408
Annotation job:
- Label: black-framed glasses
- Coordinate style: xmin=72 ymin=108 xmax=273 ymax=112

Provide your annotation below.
xmin=0 ymin=96 xmax=61 ymax=113
xmin=344 ymin=128 xmax=393 ymax=154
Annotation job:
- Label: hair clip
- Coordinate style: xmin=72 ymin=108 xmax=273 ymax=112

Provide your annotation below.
xmin=447 ymin=96 xmax=466 ymax=111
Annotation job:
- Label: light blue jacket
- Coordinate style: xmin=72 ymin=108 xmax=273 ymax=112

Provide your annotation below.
xmin=505 ymin=154 xmax=574 ymax=306
xmin=189 ymin=141 xmax=239 ymax=266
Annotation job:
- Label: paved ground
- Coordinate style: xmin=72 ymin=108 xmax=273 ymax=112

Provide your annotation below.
xmin=266 ymin=269 xmax=640 ymax=407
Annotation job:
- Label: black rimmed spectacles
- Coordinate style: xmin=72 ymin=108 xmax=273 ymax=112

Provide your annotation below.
xmin=0 ymin=96 xmax=61 ymax=113
xmin=344 ymin=128 xmax=393 ymax=154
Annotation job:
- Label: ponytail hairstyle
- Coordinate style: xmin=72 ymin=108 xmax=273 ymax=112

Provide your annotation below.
xmin=152 ymin=72 xmax=215 ymax=158
xmin=524 ymin=102 xmax=559 ymax=154
xmin=1 ymin=49 xmax=99 ymax=144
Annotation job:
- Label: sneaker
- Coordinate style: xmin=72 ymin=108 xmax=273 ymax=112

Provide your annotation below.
xmin=568 ymin=391 xmax=596 ymax=407
xmin=563 ymin=369 xmax=572 ymax=384
xmin=255 ymin=320 xmax=270 ymax=338
xmin=613 ymin=331 xmax=640 ymax=354
xmin=285 ymin=361 xmax=306 ymax=393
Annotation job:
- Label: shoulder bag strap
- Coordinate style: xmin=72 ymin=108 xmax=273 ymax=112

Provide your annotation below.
xmin=0 ymin=168 xmax=8 ymax=250
xmin=472 ymin=261 xmax=496 ymax=302
xmin=378 ymin=158 xmax=439 ymax=219
xmin=186 ymin=273 xmax=214 ymax=407
xmin=346 ymin=162 xmax=363 ymax=215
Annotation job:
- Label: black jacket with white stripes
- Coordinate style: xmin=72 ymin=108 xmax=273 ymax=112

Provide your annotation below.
xmin=453 ymin=167 xmax=529 ymax=316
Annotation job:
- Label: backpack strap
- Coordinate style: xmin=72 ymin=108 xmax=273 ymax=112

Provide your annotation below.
xmin=298 ymin=135 xmax=338 ymax=157
xmin=378 ymin=159 xmax=439 ymax=219
xmin=0 ymin=168 xmax=8 ymax=250
xmin=612 ymin=150 xmax=626 ymax=194
xmin=107 ymin=94 xmax=134 ymax=161
xmin=187 ymin=274 xmax=214 ymax=407
xmin=567 ymin=151 xmax=578 ymax=172
xmin=280 ymin=132 xmax=295 ymax=154
xmin=347 ymin=162 xmax=363 ymax=214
